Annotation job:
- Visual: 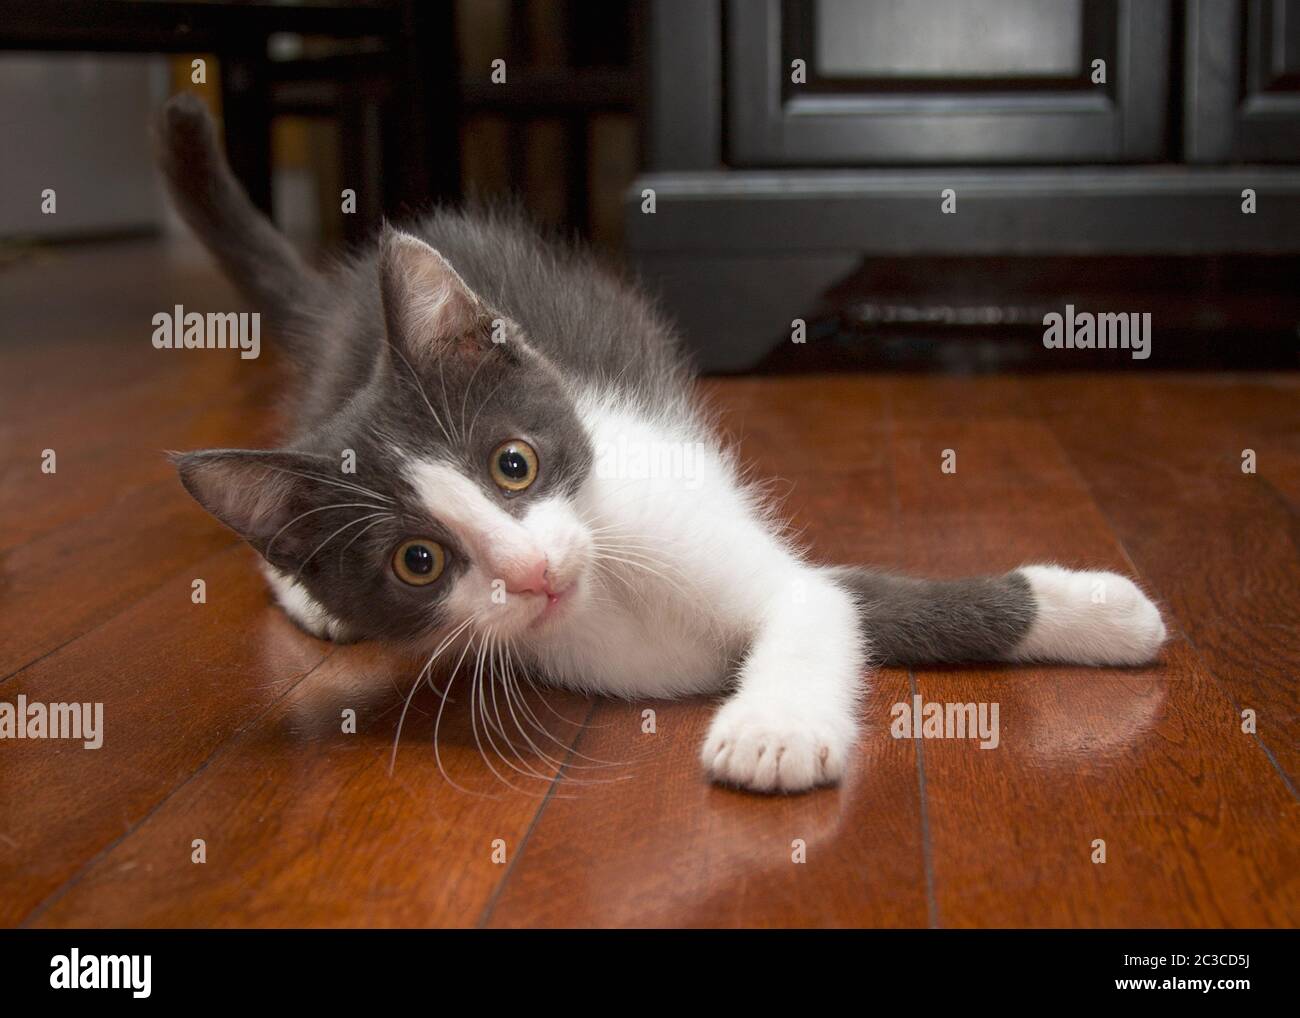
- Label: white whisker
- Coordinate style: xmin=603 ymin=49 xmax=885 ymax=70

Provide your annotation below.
xmin=337 ymin=514 xmax=392 ymax=561
xmin=432 ymin=629 xmax=487 ymax=796
xmin=263 ymin=466 xmax=394 ymax=504
xmin=389 ymin=617 xmax=473 ymax=776
xmin=501 ymin=640 xmax=625 ymax=773
xmin=295 ymin=511 xmax=391 ymax=577
xmin=266 ymin=502 xmax=390 ymax=559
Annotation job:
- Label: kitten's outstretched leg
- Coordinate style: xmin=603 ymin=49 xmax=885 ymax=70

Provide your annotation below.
xmin=701 ymin=565 xmax=865 ymax=793
xmin=700 ymin=563 xmax=1166 ymax=793
xmin=832 ymin=564 xmax=1166 ymax=666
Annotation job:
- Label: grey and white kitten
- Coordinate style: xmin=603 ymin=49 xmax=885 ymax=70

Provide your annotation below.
xmin=159 ymin=95 xmax=1166 ymax=793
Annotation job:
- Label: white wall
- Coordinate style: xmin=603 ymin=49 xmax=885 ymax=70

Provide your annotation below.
xmin=0 ymin=53 xmax=169 ymax=238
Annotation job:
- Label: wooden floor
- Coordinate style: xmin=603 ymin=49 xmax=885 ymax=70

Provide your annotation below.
xmin=1 ymin=241 xmax=1297 ymax=928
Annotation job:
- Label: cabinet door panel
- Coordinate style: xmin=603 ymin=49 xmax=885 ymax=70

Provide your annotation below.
xmin=728 ymin=0 xmax=1170 ymax=164
xmin=1186 ymin=0 xmax=1300 ymax=162
xmin=814 ymin=0 xmax=1083 ymax=78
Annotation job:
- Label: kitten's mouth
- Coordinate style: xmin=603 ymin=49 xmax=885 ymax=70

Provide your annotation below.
xmin=529 ymin=581 xmax=575 ymax=629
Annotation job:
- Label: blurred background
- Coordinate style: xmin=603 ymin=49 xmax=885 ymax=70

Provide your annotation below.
xmin=1 ymin=0 xmax=1298 ymax=372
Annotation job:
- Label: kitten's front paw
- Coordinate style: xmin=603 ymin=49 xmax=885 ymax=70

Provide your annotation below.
xmin=701 ymin=698 xmax=852 ymax=793
xmin=262 ymin=565 xmax=357 ymax=643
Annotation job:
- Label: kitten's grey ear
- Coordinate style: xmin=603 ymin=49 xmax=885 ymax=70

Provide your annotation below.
xmin=378 ymin=226 xmax=492 ymax=363
xmin=172 ymin=448 xmax=332 ymax=570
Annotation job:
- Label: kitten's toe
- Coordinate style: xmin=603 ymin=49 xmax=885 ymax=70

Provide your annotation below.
xmin=701 ymin=699 xmax=851 ymax=793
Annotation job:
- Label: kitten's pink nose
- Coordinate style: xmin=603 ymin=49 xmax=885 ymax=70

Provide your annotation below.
xmin=503 ymin=556 xmax=551 ymax=597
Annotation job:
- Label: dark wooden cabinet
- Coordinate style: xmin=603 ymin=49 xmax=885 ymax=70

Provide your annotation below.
xmin=729 ymin=0 xmax=1169 ymax=164
xmin=1187 ymin=0 xmax=1300 ymax=161
xmin=632 ymin=0 xmax=1300 ymax=370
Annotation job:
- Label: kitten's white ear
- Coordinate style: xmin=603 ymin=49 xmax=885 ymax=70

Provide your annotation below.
xmin=378 ymin=226 xmax=489 ymax=361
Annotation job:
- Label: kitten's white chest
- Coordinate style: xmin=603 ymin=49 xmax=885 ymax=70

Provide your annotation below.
xmin=530 ymin=604 xmax=729 ymax=698
xmin=525 ymin=395 xmax=769 ymax=697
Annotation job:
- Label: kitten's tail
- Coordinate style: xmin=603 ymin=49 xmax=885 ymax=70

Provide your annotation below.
xmin=155 ymin=93 xmax=324 ymax=339
xmin=830 ymin=564 xmax=1167 ymax=667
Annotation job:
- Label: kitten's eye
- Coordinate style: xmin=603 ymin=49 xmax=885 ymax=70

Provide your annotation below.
xmin=489 ymin=439 xmax=539 ymax=492
xmin=392 ymin=539 xmax=445 ymax=586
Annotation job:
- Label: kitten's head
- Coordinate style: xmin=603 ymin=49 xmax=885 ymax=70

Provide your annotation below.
xmin=175 ymin=226 xmax=598 ymax=648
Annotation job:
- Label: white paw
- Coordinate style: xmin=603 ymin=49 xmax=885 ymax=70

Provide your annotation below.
xmin=262 ymin=564 xmax=355 ymax=643
xmin=1015 ymin=566 xmax=1167 ymax=666
xmin=700 ymin=698 xmax=853 ymax=793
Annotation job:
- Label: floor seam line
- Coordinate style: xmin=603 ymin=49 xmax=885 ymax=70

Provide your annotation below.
xmin=476 ymin=699 xmax=596 ymax=928
xmin=0 ymin=538 xmax=241 ymax=687
xmin=909 ymin=668 xmax=941 ymax=930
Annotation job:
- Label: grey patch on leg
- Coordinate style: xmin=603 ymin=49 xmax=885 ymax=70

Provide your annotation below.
xmin=828 ymin=566 xmax=1036 ymax=665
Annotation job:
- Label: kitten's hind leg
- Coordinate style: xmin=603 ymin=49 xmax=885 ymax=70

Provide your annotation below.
xmin=701 ymin=565 xmax=865 ymax=793
xmin=261 ymin=564 xmax=357 ymax=643
xmin=832 ymin=564 xmax=1165 ymax=666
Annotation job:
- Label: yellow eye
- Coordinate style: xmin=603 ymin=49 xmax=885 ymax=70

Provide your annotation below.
xmin=489 ymin=439 xmax=539 ymax=492
xmin=392 ymin=539 xmax=445 ymax=586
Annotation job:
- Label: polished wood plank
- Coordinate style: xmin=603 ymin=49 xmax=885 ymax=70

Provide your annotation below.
xmin=0 ymin=243 xmax=282 ymax=555
xmin=0 ymin=480 xmax=239 ymax=676
xmin=1027 ymin=376 xmax=1300 ymax=789
xmin=1 ymin=546 xmax=327 ymax=927
xmin=30 ymin=641 xmax=591 ymax=927
xmin=888 ymin=415 xmax=1297 ymax=926
xmin=0 ymin=353 xmax=280 ymax=553
xmin=481 ymin=670 xmax=926 ymax=928
xmin=0 ymin=244 xmax=287 ymax=674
